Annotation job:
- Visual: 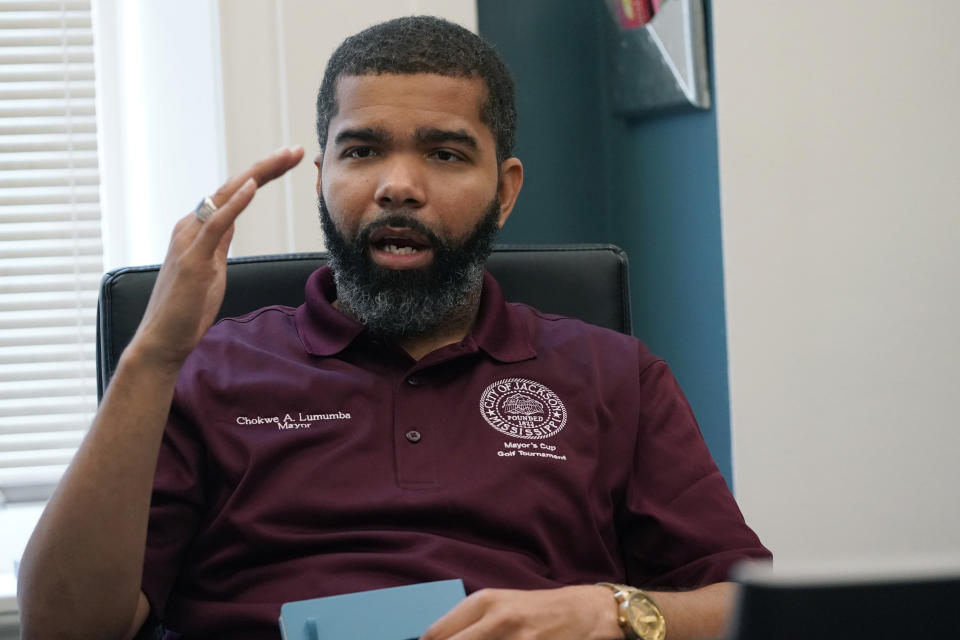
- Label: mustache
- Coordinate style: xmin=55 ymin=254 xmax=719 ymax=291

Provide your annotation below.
xmin=356 ymin=212 xmax=446 ymax=250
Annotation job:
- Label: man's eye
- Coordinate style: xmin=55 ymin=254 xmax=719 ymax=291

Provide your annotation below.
xmin=346 ymin=147 xmax=375 ymax=159
xmin=432 ymin=149 xmax=461 ymax=162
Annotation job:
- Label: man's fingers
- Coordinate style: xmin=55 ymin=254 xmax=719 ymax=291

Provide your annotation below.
xmin=216 ymin=223 xmax=235 ymax=256
xmin=250 ymin=145 xmax=306 ymax=186
xmin=420 ymin=591 xmax=489 ymax=640
xmin=168 ymin=145 xmax=303 ymax=263
xmin=194 ymin=178 xmax=257 ymax=253
xmin=210 ymin=145 xmax=304 ymax=207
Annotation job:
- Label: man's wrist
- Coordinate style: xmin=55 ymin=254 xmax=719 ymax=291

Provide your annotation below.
xmin=597 ymin=583 xmax=667 ymax=640
xmin=584 ymin=584 xmax=630 ymax=640
xmin=117 ymin=337 xmax=186 ymax=384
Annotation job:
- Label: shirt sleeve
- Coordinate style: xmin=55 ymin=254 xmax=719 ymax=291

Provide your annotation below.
xmin=140 ymin=390 xmax=207 ymax=619
xmin=620 ymin=358 xmax=771 ymax=588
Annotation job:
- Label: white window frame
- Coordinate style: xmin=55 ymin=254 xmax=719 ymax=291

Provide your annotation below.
xmin=94 ymin=0 xmax=226 ymax=271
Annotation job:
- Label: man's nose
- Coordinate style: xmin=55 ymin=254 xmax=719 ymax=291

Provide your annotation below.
xmin=374 ymin=156 xmax=425 ymax=209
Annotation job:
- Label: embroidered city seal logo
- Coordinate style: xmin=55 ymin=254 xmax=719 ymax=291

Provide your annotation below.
xmin=479 ymin=378 xmax=567 ymax=440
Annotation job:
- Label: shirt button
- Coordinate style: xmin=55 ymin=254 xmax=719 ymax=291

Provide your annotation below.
xmin=405 ymin=430 xmax=422 ymax=444
xmin=407 ymin=376 xmax=421 ymax=386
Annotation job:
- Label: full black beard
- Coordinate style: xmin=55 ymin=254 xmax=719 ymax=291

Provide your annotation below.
xmin=318 ymin=194 xmax=501 ymax=338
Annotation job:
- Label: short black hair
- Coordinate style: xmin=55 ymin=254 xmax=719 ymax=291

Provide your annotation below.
xmin=316 ymin=16 xmax=516 ymax=164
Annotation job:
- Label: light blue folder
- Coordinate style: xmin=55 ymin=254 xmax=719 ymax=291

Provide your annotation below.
xmin=279 ymin=579 xmax=466 ymax=640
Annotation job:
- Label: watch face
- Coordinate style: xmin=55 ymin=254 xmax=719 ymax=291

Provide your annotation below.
xmin=627 ymin=594 xmax=666 ymax=640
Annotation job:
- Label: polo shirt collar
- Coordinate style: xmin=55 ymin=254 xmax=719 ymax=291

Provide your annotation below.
xmin=295 ymin=266 xmax=365 ymax=356
xmin=295 ymin=266 xmax=537 ymax=363
xmin=469 ymin=271 xmax=537 ymax=363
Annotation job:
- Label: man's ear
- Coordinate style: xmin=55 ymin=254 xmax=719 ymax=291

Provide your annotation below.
xmin=314 ymin=152 xmax=324 ymax=197
xmin=496 ymin=157 xmax=523 ymax=228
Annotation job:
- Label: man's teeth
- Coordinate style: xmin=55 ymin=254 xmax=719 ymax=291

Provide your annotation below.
xmin=383 ymin=244 xmax=419 ymax=255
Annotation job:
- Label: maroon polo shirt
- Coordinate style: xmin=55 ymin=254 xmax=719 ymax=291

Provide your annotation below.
xmin=142 ymin=266 xmax=770 ymax=639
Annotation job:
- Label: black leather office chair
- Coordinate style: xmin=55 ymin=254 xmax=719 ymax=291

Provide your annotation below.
xmin=96 ymin=244 xmax=631 ymax=399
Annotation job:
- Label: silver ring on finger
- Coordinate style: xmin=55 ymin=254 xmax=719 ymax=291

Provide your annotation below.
xmin=194 ymin=196 xmax=217 ymax=222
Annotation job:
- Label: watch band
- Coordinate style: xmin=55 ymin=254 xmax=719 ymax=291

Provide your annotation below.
xmin=597 ymin=582 xmax=666 ymax=640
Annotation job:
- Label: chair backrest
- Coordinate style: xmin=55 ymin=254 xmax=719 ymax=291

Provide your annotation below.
xmin=96 ymin=244 xmax=632 ymax=399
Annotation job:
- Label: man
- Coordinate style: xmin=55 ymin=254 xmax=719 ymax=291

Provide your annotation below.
xmin=18 ymin=16 xmax=769 ymax=640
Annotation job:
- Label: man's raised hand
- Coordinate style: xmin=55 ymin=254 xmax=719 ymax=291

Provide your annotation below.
xmin=17 ymin=146 xmax=302 ymax=639
xmin=131 ymin=145 xmax=304 ymax=374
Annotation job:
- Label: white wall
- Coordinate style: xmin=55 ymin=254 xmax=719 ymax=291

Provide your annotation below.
xmin=94 ymin=0 xmax=225 ymax=269
xmin=714 ymin=2 xmax=960 ymax=565
xmin=217 ymin=0 xmax=478 ymax=257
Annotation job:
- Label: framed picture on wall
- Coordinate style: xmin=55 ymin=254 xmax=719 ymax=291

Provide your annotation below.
xmin=604 ymin=0 xmax=711 ymax=117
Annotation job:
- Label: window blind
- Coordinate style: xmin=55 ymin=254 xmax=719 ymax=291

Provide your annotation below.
xmin=0 ymin=0 xmax=100 ymax=503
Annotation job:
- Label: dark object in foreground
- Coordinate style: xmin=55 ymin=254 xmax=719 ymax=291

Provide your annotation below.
xmin=727 ymin=561 xmax=960 ymax=639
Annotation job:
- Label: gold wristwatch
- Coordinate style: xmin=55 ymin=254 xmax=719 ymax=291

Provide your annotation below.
xmin=598 ymin=582 xmax=667 ymax=640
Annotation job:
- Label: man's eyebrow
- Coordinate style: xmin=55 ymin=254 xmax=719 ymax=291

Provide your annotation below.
xmin=415 ymin=127 xmax=478 ymax=150
xmin=333 ymin=127 xmax=391 ymax=146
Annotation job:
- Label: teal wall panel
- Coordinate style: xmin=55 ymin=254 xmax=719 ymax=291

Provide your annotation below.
xmin=479 ymin=0 xmax=733 ymax=487
xmin=479 ymin=0 xmax=608 ymax=243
